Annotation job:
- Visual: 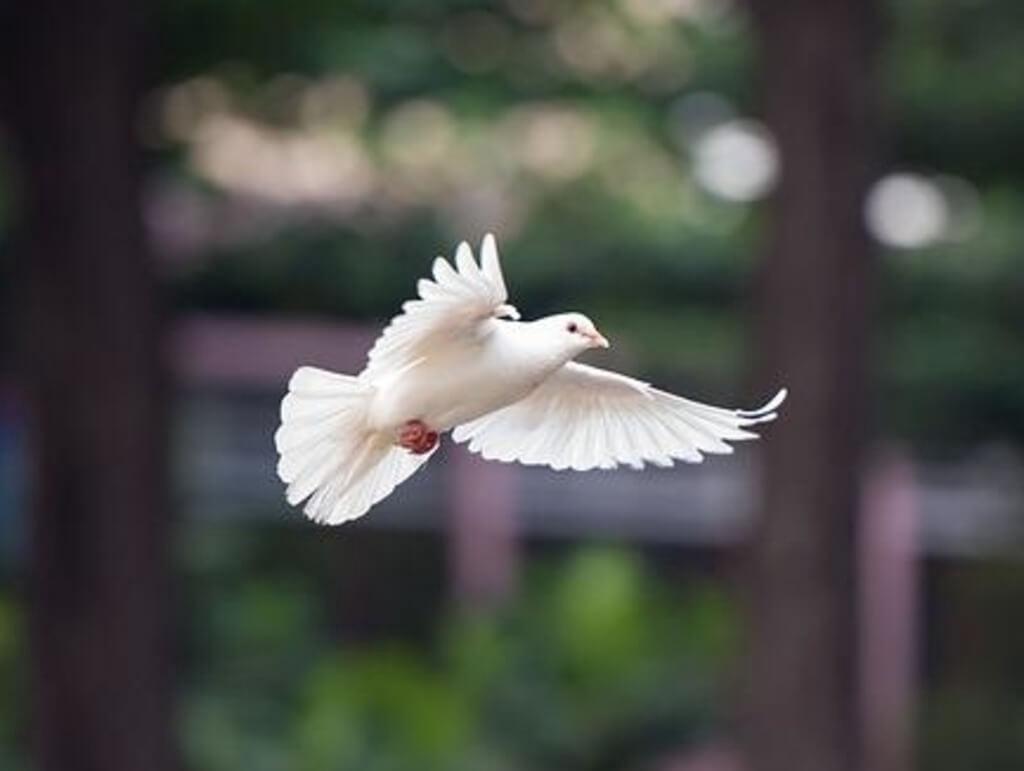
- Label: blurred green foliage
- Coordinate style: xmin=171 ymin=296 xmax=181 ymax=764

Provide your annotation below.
xmin=0 ymin=593 xmax=25 ymax=771
xmin=4 ymin=535 xmax=1024 ymax=769
xmin=919 ymin=560 xmax=1024 ymax=771
xmin=7 ymin=536 xmax=1024 ymax=770
xmin=174 ymin=537 xmax=736 ymax=771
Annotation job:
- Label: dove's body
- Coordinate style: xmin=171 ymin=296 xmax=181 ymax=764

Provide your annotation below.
xmin=367 ymin=319 xmax=564 ymax=433
xmin=275 ymin=234 xmax=786 ymax=525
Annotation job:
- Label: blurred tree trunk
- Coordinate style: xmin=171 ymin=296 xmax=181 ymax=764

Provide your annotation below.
xmin=5 ymin=3 xmax=175 ymax=771
xmin=744 ymin=2 xmax=876 ymax=771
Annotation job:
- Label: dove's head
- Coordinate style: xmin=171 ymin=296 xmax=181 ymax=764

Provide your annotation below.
xmin=541 ymin=312 xmax=610 ymax=356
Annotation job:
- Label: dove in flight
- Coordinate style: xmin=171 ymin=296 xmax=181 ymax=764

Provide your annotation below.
xmin=275 ymin=234 xmax=786 ymax=525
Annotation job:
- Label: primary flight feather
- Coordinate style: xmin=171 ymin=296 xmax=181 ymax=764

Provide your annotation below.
xmin=275 ymin=234 xmax=786 ymax=525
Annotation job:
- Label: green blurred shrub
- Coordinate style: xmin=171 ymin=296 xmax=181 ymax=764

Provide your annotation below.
xmin=0 ymin=594 xmax=25 ymax=771
xmin=919 ymin=559 xmax=1024 ymax=771
xmin=182 ymin=543 xmax=734 ymax=771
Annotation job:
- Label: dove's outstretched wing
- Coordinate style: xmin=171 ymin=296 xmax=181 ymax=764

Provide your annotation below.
xmin=453 ymin=362 xmax=786 ymax=471
xmin=360 ymin=233 xmax=518 ymax=383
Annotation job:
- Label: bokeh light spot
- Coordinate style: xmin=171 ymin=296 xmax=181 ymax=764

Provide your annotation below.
xmin=693 ymin=119 xmax=778 ymax=202
xmin=865 ymin=173 xmax=950 ymax=249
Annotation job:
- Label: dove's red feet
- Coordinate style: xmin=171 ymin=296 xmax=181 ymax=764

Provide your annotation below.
xmin=397 ymin=420 xmax=439 ymax=455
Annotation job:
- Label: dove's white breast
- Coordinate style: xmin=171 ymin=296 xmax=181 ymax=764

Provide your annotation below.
xmin=365 ymin=320 xmax=562 ymax=433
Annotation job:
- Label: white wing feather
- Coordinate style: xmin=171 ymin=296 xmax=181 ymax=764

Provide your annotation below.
xmin=452 ymin=362 xmax=786 ymax=471
xmin=360 ymin=233 xmax=518 ymax=383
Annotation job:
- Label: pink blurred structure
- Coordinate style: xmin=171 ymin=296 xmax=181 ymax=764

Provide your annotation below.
xmin=859 ymin=450 xmax=919 ymax=771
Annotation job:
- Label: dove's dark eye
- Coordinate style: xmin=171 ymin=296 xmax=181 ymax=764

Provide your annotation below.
xmin=567 ymin=322 xmax=578 ymax=333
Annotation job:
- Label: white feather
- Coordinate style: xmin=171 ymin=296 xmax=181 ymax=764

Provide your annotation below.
xmin=361 ymin=234 xmax=515 ymax=384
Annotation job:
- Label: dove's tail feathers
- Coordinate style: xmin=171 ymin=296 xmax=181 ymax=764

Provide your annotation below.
xmin=275 ymin=366 xmax=435 ymax=525
xmin=303 ymin=440 xmax=436 ymax=525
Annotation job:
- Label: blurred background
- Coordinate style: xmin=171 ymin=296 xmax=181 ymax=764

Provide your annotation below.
xmin=1 ymin=0 xmax=1023 ymax=770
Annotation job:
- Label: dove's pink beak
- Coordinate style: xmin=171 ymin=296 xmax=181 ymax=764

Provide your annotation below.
xmin=587 ymin=330 xmax=610 ymax=349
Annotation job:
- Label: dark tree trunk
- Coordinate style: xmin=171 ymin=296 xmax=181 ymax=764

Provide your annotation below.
xmin=5 ymin=3 xmax=175 ymax=770
xmin=744 ymin=2 xmax=877 ymax=771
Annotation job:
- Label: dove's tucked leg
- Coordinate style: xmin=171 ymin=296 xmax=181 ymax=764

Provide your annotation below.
xmin=397 ymin=420 xmax=439 ymax=454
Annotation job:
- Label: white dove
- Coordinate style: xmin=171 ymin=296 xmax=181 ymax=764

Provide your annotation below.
xmin=275 ymin=234 xmax=786 ymax=525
